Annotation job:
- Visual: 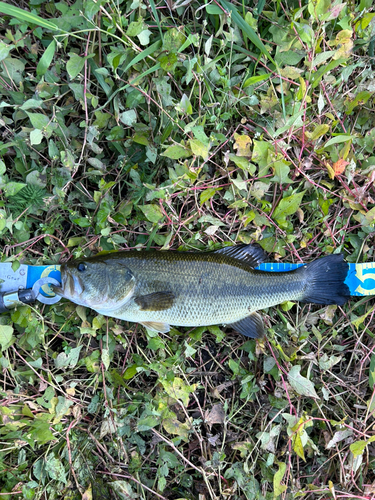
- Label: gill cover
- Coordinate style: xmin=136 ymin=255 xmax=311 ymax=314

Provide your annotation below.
xmin=61 ymin=259 xmax=136 ymax=312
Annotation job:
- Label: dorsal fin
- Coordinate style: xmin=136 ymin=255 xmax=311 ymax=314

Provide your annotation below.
xmin=214 ymin=244 xmax=267 ymax=268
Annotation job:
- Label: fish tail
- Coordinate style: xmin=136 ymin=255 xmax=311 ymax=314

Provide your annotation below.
xmin=300 ymin=254 xmax=350 ymax=306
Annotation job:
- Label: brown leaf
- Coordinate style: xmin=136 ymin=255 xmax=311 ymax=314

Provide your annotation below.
xmin=204 ymin=404 xmax=225 ymax=428
xmin=332 ymin=158 xmax=349 ymax=177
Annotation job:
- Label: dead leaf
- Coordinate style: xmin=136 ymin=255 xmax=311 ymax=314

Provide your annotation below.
xmin=233 ymin=133 xmax=252 ymax=157
xmin=332 ymin=159 xmax=349 ymax=177
xmin=207 ymin=433 xmax=221 ymax=446
xmin=211 ymin=380 xmax=235 ymax=398
xmin=364 ymin=483 xmax=375 ymax=496
xmin=205 ymin=404 xmax=225 ymax=427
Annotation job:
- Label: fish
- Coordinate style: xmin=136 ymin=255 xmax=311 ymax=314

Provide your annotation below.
xmin=53 ymin=244 xmax=350 ymax=338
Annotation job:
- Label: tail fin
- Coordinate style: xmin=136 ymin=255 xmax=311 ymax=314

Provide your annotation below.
xmin=300 ymin=254 xmax=350 ymax=306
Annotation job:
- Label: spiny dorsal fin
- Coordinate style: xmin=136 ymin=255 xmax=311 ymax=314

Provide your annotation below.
xmin=135 ymin=291 xmax=175 ymax=311
xmin=215 ymin=244 xmax=267 ymax=268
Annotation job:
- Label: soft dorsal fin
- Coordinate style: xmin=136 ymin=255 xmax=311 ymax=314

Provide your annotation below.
xmin=215 ymin=244 xmax=267 ymax=268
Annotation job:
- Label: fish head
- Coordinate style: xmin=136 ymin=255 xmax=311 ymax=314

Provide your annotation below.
xmin=55 ymin=258 xmax=136 ymax=312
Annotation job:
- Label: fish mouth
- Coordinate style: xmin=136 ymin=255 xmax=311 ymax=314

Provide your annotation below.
xmin=51 ymin=271 xmax=85 ymax=301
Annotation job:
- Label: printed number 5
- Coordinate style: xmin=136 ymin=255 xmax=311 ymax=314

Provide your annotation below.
xmin=355 ymin=264 xmax=375 ymax=296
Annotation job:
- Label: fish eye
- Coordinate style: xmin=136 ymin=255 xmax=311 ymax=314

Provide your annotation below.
xmin=77 ymin=263 xmax=87 ymax=272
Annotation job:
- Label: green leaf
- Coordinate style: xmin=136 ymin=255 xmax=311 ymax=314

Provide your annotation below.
xmin=45 ymin=454 xmax=67 ymax=484
xmin=66 ymin=53 xmax=85 ymax=79
xmin=189 ymin=138 xmax=210 ymax=160
xmin=119 ymin=110 xmax=137 ymax=126
xmin=370 ymin=355 xmax=375 ymax=389
xmin=271 ymin=161 xmax=293 ymax=184
xmin=161 ymin=377 xmax=196 ymax=407
xmin=287 ymin=365 xmax=319 ymax=399
xmin=205 ymin=3 xmax=224 ymax=14
xmin=29 ymin=420 xmax=55 ymax=444
xmin=0 ymin=41 xmax=12 ymax=62
xmin=243 ymin=74 xmax=269 ymax=88
xmin=308 ymin=0 xmax=330 ymax=20
xmin=137 ymin=29 xmax=152 ymax=46
xmin=20 ymin=98 xmax=43 ymax=111
xmin=318 ymin=353 xmax=341 ymax=371
xmin=123 ymin=364 xmax=138 ymax=379
xmin=137 ymin=415 xmax=160 ymax=431
xmin=73 ymin=217 xmax=91 ymax=228
xmin=350 ymin=436 xmax=375 ymax=458
xmin=0 ymin=2 xmax=59 ymax=30
xmin=36 ymin=40 xmax=56 ymax=76
xmin=273 ymin=191 xmax=305 ymax=223
xmin=147 ymin=336 xmax=165 ymax=350
xmin=306 ymin=124 xmax=330 ymax=141
xmin=273 ymin=461 xmax=287 ymax=497
xmin=161 ymin=144 xmax=192 ymax=159
xmin=139 ymin=204 xmax=164 ymax=223
xmin=54 ymin=346 xmax=83 ymax=369
xmin=200 ymin=187 xmax=222 ymax=205
xmin=352 ymin=308 xmax=373 ymax=330
xmin=127 ymin=19 xmax=145 ymax=37
xmin=27 ymin=112 xmax=50 ymax=129
xmin=159 ymin=53 xmax=178 ymax=72
xmin=101 ymin=348 xmax=110 ymax=370
xmin=0 ymin=325 xmax=15 ymax=351
xmin=324 ymin=135 xmax=357 ymax=148
xmin=162 ymin=416 xmax=190 ymax=439
xmin=163 ymin=27 xmax=185 ymax=52
xmin=30 ymin=129 xmax=43 ymax=145
xmin=123 ymin=40 xmax=161 ymax=73
xmin=55 ymin=396 xmax=74 ymax=421
xmin=312 ymin=51 xmax=335 ymax=67
xmin=345 ymin=91 xmax=373 ymax=114
xmin=3 ymin=181 xmax=27 ymax=197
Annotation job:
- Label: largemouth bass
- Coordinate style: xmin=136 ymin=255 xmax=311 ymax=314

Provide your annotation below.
xmin=54 ymin=245 xmax=350 ymax=338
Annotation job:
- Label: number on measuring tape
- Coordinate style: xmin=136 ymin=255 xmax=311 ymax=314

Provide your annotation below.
xmin=355 ymin=263 xmax=375 ymax=296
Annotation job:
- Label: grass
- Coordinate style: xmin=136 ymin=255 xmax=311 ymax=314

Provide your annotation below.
xmin=0 ymin=0 xmax=375 ymax=499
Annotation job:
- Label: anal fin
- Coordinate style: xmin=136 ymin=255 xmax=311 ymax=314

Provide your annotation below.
xmin=140 ymin=321 xmax=171 ymax=333
xmin=230 ymin=312 xmax=265 ymax=338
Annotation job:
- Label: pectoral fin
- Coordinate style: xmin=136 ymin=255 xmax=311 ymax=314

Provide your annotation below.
xmin=140 ymin=321 xmax=171 ymax=333
xmin=230 ymin=312 xmax=265 ymax=338
xmin=135 ymin=291 xmax=175 ymax=311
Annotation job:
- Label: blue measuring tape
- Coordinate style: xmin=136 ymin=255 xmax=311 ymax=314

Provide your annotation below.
xmin=23 ymin=262 xmax=375 ymax=299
